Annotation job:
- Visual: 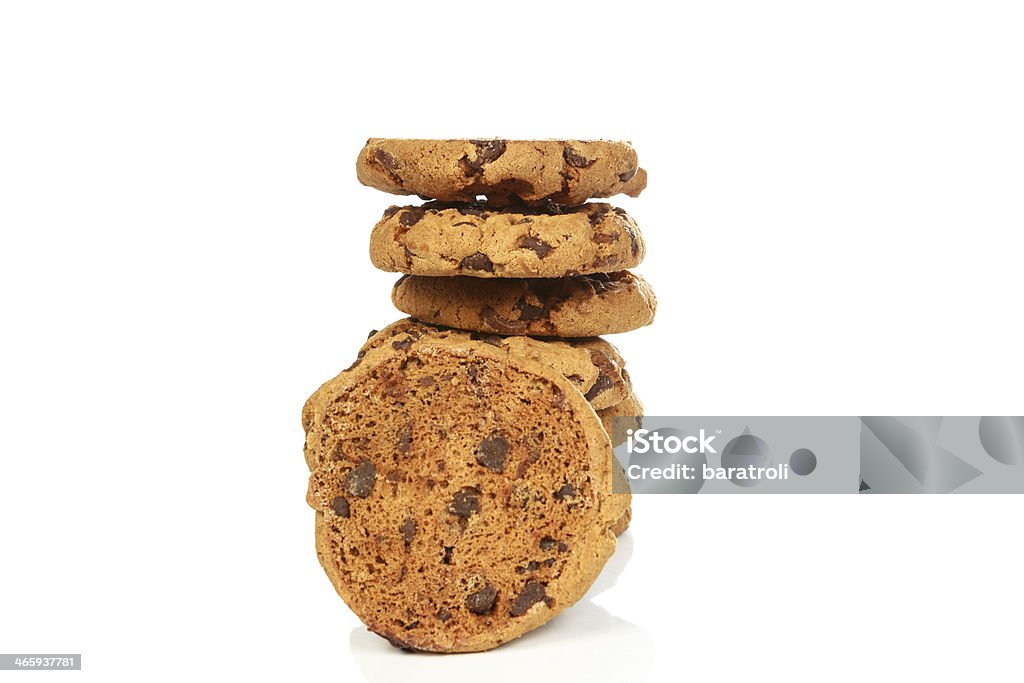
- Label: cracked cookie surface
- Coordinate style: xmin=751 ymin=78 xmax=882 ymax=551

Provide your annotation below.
xmin=302 ymin=321 xmax=619 ymax=652
xmin=357 ymin=138 xmax=647 ymax=206
xmin=369 ymin=202 xmax=645 ymax=278
xmin=392 ymin=271 xmax=657 ymax=337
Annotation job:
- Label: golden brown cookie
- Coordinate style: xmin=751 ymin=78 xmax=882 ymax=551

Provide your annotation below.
xmin=597 ymin=393 xmax=644 ymax=449
xmin=356 ymin=138 xmax=647 ymax=206
xmin=369 ymin=202 xmax=645 ymax=279
xmin=392 ymin=271 xmax=657 ymax=337
xmin=599 ymin=393 xmax=642 ymax=536
xmin=302 ymin=323 xmax=619 ymax=652
xmin=336 ymin=319 xmax=631 ymax=411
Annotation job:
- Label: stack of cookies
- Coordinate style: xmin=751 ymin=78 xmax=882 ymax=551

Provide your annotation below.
xmin=302 ymin=139 xmax=654 ymax=653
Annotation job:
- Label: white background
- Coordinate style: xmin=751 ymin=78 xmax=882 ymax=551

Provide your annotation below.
xmin=1 ymin=1 xmax=1022 ymax=681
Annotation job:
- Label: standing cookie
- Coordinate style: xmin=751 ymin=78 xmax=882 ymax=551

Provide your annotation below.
xmin=303 ymin=324 xmax=619 ymax=652
xmin=357 ymin=139 xmax=647 ymax=206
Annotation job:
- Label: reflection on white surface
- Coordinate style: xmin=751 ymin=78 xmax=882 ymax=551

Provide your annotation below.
xmin=350 ymin=532 xmax=652 ymax=683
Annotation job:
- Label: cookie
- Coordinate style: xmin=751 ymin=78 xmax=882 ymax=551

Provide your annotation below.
xmin=597 ymin=393 xmax=644 ymax=448
xmin=357 ymin=138 xmax=647 ymax=206
xmin=609 ymin=502 xmax=632 ymax=537
xmin=392 ymin=271 xmax=657 ymax=337
xmin=331 ymin=319 xmax=631 ymax=411
xmin=369 ymin=202 xmax=645 ymax=279
xmin=302 ymin=323 xmax=620 ymax=652
xmin=599 ymin=394 xmax=642 ymax=536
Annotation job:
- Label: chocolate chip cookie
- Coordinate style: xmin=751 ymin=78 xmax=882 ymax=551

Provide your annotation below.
xmin=302 ymin=322 xmax=620 ymax=652
xmin=334 ymin=319 xmax=631 ymax=411
xmin=357 ymin=139 xmax=647 ymax=206
xmin=598 ymin=393 xmax=644 ymax=450
xmin=369 ymin=202 xmax=645 ymax=279
xmin=392 ymin=271 xmax=657 ymax=337
xmin=600 ymin=393 xmax=642 ymax=536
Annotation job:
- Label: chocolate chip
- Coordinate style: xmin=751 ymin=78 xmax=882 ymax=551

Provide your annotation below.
xmin=344 ymin=350 xmax=366 ymax=372
xmin=456 ymin=203 xmax=489 ymax=217
xmin=366 ymin=329 xmax=379 ymax=340
xmin=584 ymin=272 xmax=617 ymax=295
xmin=417 ymin=376 xmax=436 ymax=387
xmin=481 ymin=307 xmax=528 ymax=335
xmin=391 ymin=337 xmax=414 ymax=351
xmin=400 ymin=518 xmax=416 ymax=545
xmin=510 ymin=580 xmax=547 ymax=617
xmin=476 ymin=140 xmax=507 ymax=162
xmin=466 ymin=140 xmax=505 ymax=174
xmin=554 ymin=483 xmax=577 ymax=501
xmin=584 ymin=374 xmax=613 ymax=401
xmin=588 ymin=207 xmax=612 ymax=227
xmin=516 ymin=234 xmax=552 ymax=258
xmin=377 ymin=629 xmax=418 ymax=651
xmin=470 ymin=331 xmax=504 ymax=347
xmin=442 ymin=546 xmax=454 ymax=564
xmin=463 ymin=140 xmax=507 ymax=176
xmin=625 ymin=224 xmax=639 ymax=257
xmin=618 ymin=168 xmax=638 ymax=182
xmin=516 ymin=560 xmax=540 ymax=574
xmin=396 ymin=422 xmax=413 ymax=454
xmin=459 ymin=252 xmax=494 ymax=272
xmin=584 ymin=349 xmax=618 ymax=401
xmin=539 ymin=536 xmax=557 ymax=551
xmin=476 ymin=433 xmax=509 ymax=472
xmin=466 ymin=583 xmax=498 ymax=615
xmin=331 ymin=496 xmax=350 ymax=518
xmin=515 ymin=298 xmax=547 ymax=321
xmin=448 ymin=486 xmax=481 ymax=518
xmin=374 ymin=148 xmax=399 ymax=173
xmin=399 ymin=207 xmax=425 ymax=226
xmin=345 ymin=459 xmax=376 ymax=498
xmin=592 ymin=231 xmax=619 ymax=244
xmin=563 ymin=146 xmax=595 ymax=168
xmin=437 ymin=608 xmax=451 ymax=622
xmin=382 ymin=206 xmax=401 ymax=219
